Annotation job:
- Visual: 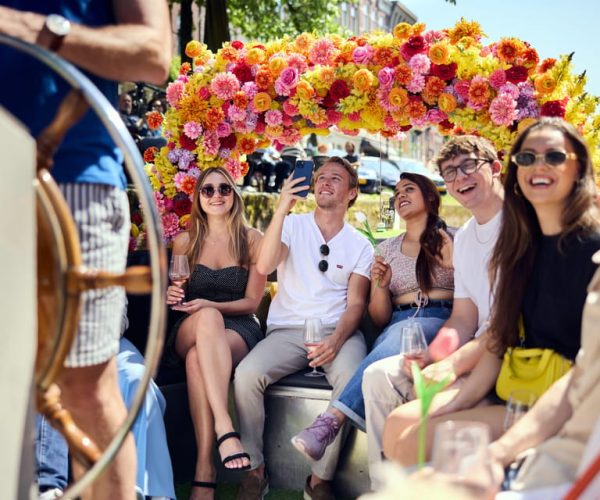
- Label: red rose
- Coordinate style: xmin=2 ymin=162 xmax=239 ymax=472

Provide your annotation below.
xmin=179 ymin=133 xmax=196 ymax=151
xmin=220 ymin=133 xmax=237 ymax=149
xmin=505 ymin=65 xmax=528 ymax=84
xmin=430 ymin=63 xmax=457 ymax=81
xmin=329 ymin=79 xmax=351 ymax=101
xmin=131 ymin=211 xmax=143 ymax=225
xmin=400 ymin=125 xmax=413 ymax=132
xmin=232 ymin=63 xmax=253 ymax=84
xmin=541 ymin=100 xmax=566 ymax=118
xmin=438 ymin=119 xmax=454 ymax=130
xmin=400 ymin=35 xmax=426 ymax=60
xmin=173 ymin=196 xmax=192 ymax=217
xmin=231 ymin=40 xmax=244 ymax=50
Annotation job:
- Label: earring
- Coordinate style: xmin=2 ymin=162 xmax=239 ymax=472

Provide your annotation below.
xmin=513 ymin=183 xmax=522 ymax=196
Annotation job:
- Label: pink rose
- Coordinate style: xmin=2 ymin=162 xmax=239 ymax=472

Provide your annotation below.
xmin=352 ymin=45 xmax=374 ymax=65
xmin=378 ymin=68 xmax=395 ymax=89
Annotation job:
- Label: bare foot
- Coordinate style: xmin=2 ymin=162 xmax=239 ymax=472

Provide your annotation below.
xmin=217 ymin=432 xmax=250 ymax=469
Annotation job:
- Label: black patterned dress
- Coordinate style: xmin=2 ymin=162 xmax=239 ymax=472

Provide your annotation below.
xmin=165 ymin=264 xmax=263 ymax=365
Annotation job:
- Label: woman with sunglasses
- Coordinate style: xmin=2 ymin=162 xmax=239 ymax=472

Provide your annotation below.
xmin=165 ymin=167 xmax=265 ymax=498
xmin=292 ymin=172 xmax=454 ymax=459
xmin=383 ymin=117 xmax=600 ymax=467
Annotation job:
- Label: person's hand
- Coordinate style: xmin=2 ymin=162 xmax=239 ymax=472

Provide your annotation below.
xmin=371 ymin=255 xmax=392 ymax=288
xmin=437 ymin=229 xmax=454 ymax=269
xmin=402 ymin=349 xmax=431 ymax=379
xmin=307 ymin=335 xmax=342 ymax=367
xmin=274 ymin=175 xmax=308 ymax=216
xmin=421 ymin=359 xmax=457 ymax=386
xmin=171 ymin=298 xmax=210 ymax=313
xmin=166 ymin=284 xmax=185 ymax=305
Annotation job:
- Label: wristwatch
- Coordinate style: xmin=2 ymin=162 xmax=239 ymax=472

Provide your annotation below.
xmin=38 ymin=14 xmax=71 ymax=53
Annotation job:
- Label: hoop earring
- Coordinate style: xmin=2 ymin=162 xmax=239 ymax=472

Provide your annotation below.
xmin=513 ymin=183 xmax=522 ymax=196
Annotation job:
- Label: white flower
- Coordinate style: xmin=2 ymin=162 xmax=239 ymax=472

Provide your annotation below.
xmin=355 ymin=211 xmax=367 ymax=224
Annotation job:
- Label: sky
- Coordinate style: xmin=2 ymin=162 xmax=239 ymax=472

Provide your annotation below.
xmin=401 ymin=0 xmax=599 ymax=97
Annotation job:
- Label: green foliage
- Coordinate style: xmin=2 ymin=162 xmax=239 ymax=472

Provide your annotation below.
xmin=227 ymin=0 xmax=353 ymax=40
xmin=168 ymin=55 xmax=182 ymax=82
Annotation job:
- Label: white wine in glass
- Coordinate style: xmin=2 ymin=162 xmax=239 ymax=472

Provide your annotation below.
xmin=400 ymin=322 xmax=428 ymax=365
xmin=503 ymin=390 xmax=537 ymax=430
xmin=169 ymin=255 xmax=190 ymax=305
xmin=303 ymin=318 xmax=325 ymax=378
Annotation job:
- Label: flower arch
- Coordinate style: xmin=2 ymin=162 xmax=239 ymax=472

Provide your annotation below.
xmin=143 ymin=19 xmax=600 ymax=243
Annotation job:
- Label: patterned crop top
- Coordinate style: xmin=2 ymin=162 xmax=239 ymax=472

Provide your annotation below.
xmin=377 ymin=233 xmax=454 ymax=297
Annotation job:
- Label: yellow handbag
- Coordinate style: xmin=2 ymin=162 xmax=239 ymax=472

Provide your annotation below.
xmin=495 ymin=316 xmax=573 ymax=401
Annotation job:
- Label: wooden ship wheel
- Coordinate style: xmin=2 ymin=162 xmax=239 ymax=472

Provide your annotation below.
xmin=0 ymin=34 xmax=168 ymax=498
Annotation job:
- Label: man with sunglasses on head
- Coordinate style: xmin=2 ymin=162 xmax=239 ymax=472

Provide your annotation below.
xmin=233 ymin=157 xmax=373 ymax=500
xmin=361 ymin=135 xmax=505 ymax=489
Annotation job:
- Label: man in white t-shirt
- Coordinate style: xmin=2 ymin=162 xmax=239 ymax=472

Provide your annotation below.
xmin=362 ymin=136 xmax=505 ymax=488
xmin=234 ymin=157 xmax=373 ymax=500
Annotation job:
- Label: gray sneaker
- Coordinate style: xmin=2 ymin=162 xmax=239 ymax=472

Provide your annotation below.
xmin=291 ymin=412 xmax=341 ymax=461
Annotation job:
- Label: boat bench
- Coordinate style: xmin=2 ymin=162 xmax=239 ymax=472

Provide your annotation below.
xmin=124 ymin=251 xmax=380 ymax=498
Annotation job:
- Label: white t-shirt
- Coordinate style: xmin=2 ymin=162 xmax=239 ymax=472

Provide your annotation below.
xmin=267 ymin=213 xmax=374 ymax=328
xmin=452 ymin=210 xmax=502 ymax=338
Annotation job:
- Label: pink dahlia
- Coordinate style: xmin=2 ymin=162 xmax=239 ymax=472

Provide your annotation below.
xmin=265 ymin=109 xmax=283 ymax=126
xmin=287 ymin=53 xmax=308 ymax=73
xmin=406 ymin=73 xmax=426 ymax=93
xmin=166 ymin=80 xmax=185 ymax=107
xmin=489 ymin=69 xmax=507 ymax=90
xmin=183 ymin=121 xmax=202 ymax=140
xmin=309 ymin=38 xmax=337 ymax=66
xmin=162 ymin=213 xmax=181 ymax=241
xmin=210 ymin=72 xmax=240 ymax=100
xmin=203 ymin=131 xmax=220 ymax=156
xmin=489 ymin=94 xmax=518 ymax=126
xmin=408 ymin=54 xmax=431 ymax=75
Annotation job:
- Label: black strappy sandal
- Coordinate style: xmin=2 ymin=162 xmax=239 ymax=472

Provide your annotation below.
xmin=191 ymin=479 xmax=217 ymax=489
xmin=216 ymin=431 xmax=251 ymax=470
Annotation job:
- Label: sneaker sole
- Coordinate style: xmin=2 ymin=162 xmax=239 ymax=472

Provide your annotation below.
xmin=290 ymin=436 xmax=324 ymax=462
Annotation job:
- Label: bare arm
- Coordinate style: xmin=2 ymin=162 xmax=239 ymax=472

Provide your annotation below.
xmin=489 ymin=368 xmax=575 ymax=467
xmin=255 ymin=175 xmax=306 ymax=275
xmin=310 ymin=273 xmax=370 ymax=367
xmin=367 ymin=255 xmax=393 ymax=327
xmin=0 ymin=0 xmax=171 ymax=84
xmin=430 ymin=347 xmax=502 ymax=417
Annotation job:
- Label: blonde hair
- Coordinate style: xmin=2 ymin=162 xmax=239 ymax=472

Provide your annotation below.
xmin=185 ymin=167 xmax=250 ymax=267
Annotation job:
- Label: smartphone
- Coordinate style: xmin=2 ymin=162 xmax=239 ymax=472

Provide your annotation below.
xmin=291 ymin=159 xmax=315 ymax=197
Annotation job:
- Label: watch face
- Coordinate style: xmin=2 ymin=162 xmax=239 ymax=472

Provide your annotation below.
xmin=46 ymin=14 xmax=71 ymax=37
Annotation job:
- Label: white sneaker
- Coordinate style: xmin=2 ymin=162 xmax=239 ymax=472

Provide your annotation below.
xmin=39 ymin=488 xmax=63 ymax=500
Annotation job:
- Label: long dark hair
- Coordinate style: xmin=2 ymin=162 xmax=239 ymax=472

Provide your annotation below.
xmin=488 ymin=117 xmax=599 ymax=355
xmin=399 ymin=173 xmax=449 ymax=293
xmin=185 ymin=167 xmax=251 ymax=267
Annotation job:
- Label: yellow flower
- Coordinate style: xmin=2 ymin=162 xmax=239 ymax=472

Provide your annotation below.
xmin=185 ymin=40 xmax=204 ymax=58
xmin=429 ymin=42 xmax=450 ymax=65
xmin=246 ymin=47 xmax=266 ymax=65
xmin=296 ymin=80 xmax=315 ymax=101
xmin=179 ymin=214 xmax=190 ymax=229
xmin=388 ymin=88 xmax=409 ymax=109
xmin=361 ymin=105 xmax=385 ymax=130
xmin=535 ymin=74 xmax=557 ymax=95
xmin=393 ymin=23 xmax=413 ymax=40
xmin=253 ymin=92 xmax=272 ymax=112
xmin=353 ymin=69 xmax=376 ymax=93
xmin=318 ymin=66 xmax=336 ymax=86
xmin=268 ymin=56 xmax=287 ymax=77
xmin=295 ymin=32 xmax=315 ymax=53
xmin=447 ymin=18 xmax=485 ymax=44
xmin=438 ymin=93 xmax=457 ymax=113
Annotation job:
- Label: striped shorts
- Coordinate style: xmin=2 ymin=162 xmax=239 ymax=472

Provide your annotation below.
xmin=59 ymin=183 xmax=130 ymax=367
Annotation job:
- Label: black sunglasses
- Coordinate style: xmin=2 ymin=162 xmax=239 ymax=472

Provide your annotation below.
xmin=440 ymin=158 xmax=491 ymax=182
xmin=200 ymin=183 xmax=233 ymax=198
xmin=511 ymin=150 xmax=578 ymax=168
xmin=318 ymin=244 xmax=330 ymax=272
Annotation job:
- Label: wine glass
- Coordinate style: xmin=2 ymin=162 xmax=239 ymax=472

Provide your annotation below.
xmin=169 ymin=255 xmax=190 ymax=305
xmin=432 ymin=421 xmax=496 ymax=498
xmin=400 ymin=322 xmax=427 ymax=365
xmin=503 ymin=390 xmax=537 ymax=431
xmin=303 ymin=318 xmax=325 ymax=378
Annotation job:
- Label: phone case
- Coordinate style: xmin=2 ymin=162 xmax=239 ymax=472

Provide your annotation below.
xmin=292 ymin=160 xmax=314 ymax=197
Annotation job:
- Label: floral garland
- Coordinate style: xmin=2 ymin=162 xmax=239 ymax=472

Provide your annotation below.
xmin=140 ymin=19 xmax=600 ymax=246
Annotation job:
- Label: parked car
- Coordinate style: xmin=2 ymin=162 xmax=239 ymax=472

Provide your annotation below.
xmin=360 ymin=156 xmax=401 ymax=188
xmin=389 ymin=158 xmax=447 ymax=194
xmin=357 ymin=164 xmax=381 ymax=194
